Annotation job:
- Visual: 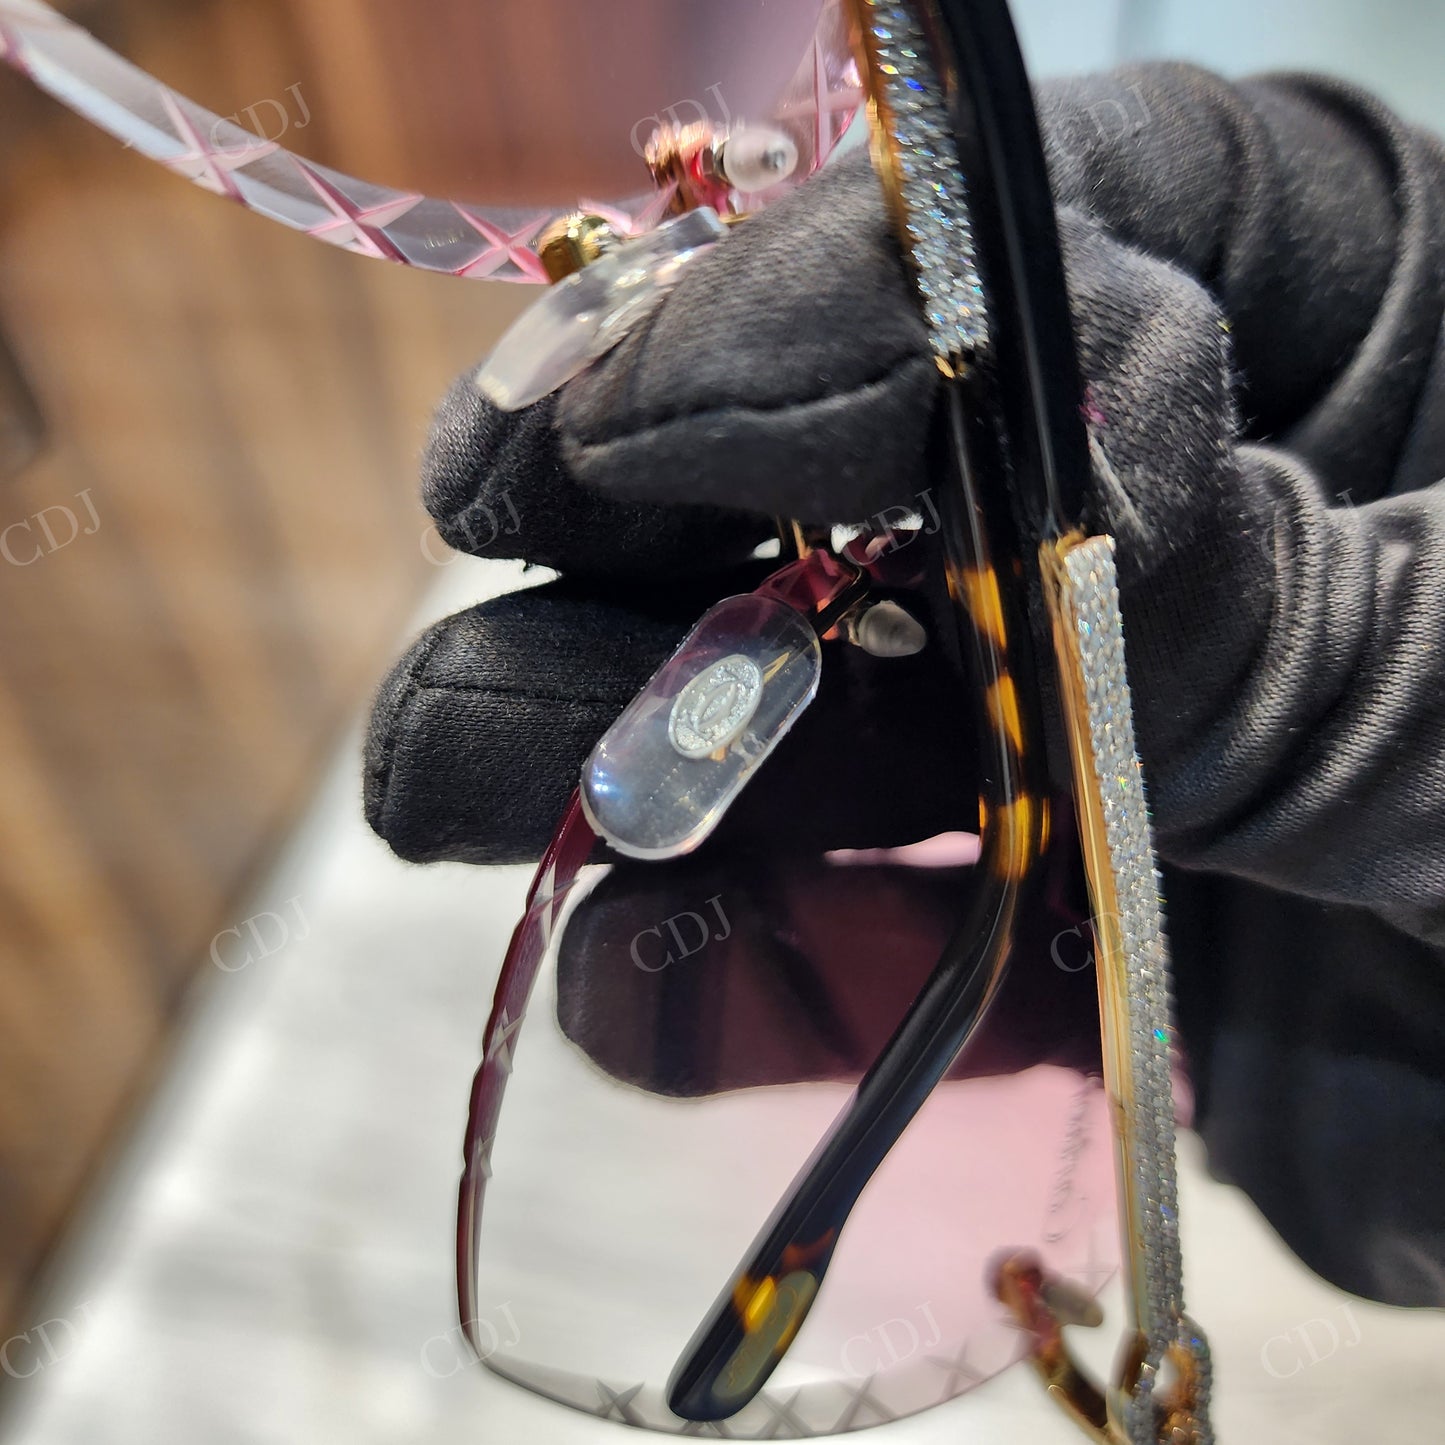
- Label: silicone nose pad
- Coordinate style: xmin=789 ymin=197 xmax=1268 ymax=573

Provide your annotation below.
xmin=475 ymin=208 xmax=727 ymax=411
xmin=581 ymin=594 xmax=822 ymax=860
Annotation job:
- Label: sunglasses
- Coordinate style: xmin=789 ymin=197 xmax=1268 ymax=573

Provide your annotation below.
xmin=461 ymin=1 xmax=1213 ymax=1437
xmin=3 ymin=1 xmax=1213 ymax=1439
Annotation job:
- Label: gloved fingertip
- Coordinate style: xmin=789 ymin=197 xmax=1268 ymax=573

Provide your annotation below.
xmin=419 ymin=371 xmax=770 ymax=578
xmin=556 ymin=148 xmax=941 ymax=525
xmin=363 ymin=583 xmax=707 ymax=865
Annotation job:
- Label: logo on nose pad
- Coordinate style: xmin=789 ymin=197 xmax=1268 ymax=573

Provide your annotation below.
xmin=668 ymin=654 xmax=764 ymax=760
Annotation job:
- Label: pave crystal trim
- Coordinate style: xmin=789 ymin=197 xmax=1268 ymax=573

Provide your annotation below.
xmin=1058 ymin=538 xmax=1213 ymax=1445
xmin=857 ymin=1 xmax=989 ymax=358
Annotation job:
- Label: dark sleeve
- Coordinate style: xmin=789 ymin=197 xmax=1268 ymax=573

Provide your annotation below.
xmin=1039 ymin=65 xmax=1445 ymax=944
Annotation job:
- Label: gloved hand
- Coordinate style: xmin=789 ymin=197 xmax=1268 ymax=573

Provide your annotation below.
xmin=365 ymin=64 xmax=1445 ymax=1307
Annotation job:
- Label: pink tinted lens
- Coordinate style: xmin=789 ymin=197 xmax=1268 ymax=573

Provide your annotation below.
xmin=459 ymin=809 xmax=1119 ymax=1436
xmin=1 ymin=0 xmax=862 ymax=279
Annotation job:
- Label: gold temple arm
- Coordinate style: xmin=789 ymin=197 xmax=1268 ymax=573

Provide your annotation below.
xmin=1035 ymin=532 xmax=1212 ymax=1445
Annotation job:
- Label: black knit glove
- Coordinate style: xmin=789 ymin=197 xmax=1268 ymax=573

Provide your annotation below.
xmin=366 ymin=64 xmax=1445 ymax=1308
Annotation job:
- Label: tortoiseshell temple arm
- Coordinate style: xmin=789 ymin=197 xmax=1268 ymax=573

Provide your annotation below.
xmin=923 ymin=2 xmax=1212 ymax=1435
xmin=672 ymin=2 xmax=1211 ymax=1438
xmin=0 ymin=0 xmax=861 ymax=283
xmin=858 ymin=3 xmax=1215 ymax=1439
xmin=666 ymin=374 xmax=1050 ymax=1421
xmin=668 ymin=4 xmax=1064 ymax=1416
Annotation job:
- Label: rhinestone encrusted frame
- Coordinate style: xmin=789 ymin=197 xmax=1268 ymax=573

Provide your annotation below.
xmin=856 ymin=0 xmax=989 ymax=358
xmin=1059 ymin=537 xmax=1213 ymax=1445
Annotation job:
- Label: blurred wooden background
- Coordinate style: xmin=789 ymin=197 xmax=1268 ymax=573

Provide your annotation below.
xmin=0 ymin=0 xmax=526 ymax=1342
